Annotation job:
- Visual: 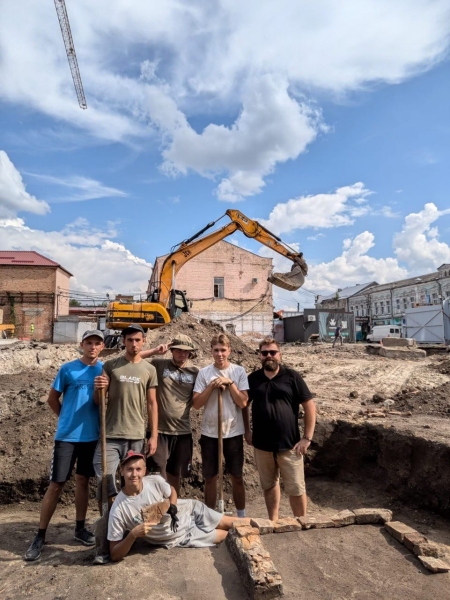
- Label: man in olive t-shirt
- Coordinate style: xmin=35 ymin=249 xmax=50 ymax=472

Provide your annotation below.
xmin=142 ymin=334 xmax=198 ymax=494
xmin=93 ymin=324 xmax=158 ymax=502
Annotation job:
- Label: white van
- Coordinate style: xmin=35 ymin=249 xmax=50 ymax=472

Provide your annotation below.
xmin=366 ymin=325 xmax=402 ymax=343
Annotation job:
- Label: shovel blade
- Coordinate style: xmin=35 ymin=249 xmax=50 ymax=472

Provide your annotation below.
xmin=94 ymin=513 xmax=109 ymax=557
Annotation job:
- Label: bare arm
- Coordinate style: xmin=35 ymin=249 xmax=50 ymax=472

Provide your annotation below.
xmin=47 ymin=389 xmax=62 ymax=417
xmin=146 ymin=387 xmax=158 ymax=456
xmin=242 ymin=405 xmax=252 ymax=445
xmin=228 ymin=383 xmax=248 ymax=409
xmin=93 ymin=372 xmax=110 ymax=405
xmin=293 ymin=399 xmax=316 ymax=456
xmin=140 ymin=344 xmax=170 ymax=360
xmin=110 ymin=522 xmax=154 ymax=562
xmin=192 ymin=382 xmax=215 ymax=410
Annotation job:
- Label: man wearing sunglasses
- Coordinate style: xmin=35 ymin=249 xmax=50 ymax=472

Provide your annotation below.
xmin=244 ymin=337 xmax=316 ymax=520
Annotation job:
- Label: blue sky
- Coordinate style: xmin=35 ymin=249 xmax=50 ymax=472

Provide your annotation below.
xmin=1 ymin=1 xmax=449 ymax=309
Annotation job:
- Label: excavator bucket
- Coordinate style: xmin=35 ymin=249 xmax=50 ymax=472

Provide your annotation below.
xmin=267 ymin=254 xmax=308 ymax=291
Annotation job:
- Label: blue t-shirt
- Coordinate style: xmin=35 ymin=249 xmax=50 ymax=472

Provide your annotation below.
xmin=53 ymin=359 xmax=103 ymax=442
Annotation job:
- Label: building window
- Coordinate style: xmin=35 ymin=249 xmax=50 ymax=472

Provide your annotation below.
xmin=214 ymin=277 xmax=224 ymax=298
xmin=396 ymin=299 xmax=400 ymax=311
xmin=432 ymin=293 xmax=439 ymax=304
xmin=386 ymin=300 xmax=390 ymax=313
xmin=374 ymin=302 xmax=378 ymax=315
xmin=380 ymin=301 xmax=384 ymax=315
xmin=410 ymin=296 xmax=415 ymax=306
xmin=403 ymin=298 xmax=408 ymax=309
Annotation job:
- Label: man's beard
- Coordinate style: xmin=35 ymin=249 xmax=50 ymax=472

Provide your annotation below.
xmin=263 ymin=359 xmax=279 ymax=372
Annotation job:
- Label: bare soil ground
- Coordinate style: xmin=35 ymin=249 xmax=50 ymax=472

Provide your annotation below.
xmin=1 ymin=318 xmax=450 ymax=598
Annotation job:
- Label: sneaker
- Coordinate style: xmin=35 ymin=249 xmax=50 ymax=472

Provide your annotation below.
xmin=24 ymin=536 xmax=45 ymax=561
xmin=74 ymin=527 xmax=95 ymax=546
xmin=93 ymin=553 xmax=110 ymax=565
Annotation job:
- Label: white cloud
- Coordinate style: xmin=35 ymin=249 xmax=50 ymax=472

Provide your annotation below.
xmin=0 ymin=151 xmax=50 ymax=218
xmin=0 ymin=217 xmax=152 ymax=295
xmin=307 ymin=233 xmax=325 ymax=241
xmin=162 ymin=75 xmax=322 ymax=201
xmin=260 ymin=182 xmax=372 ymax=234
xmin=27 ymin=173 xmax=127 ymax=202
xmin=1 ymin=1 xmax=449 ymax=199
xmin=393 ymin=203 xmax=450 ymax=272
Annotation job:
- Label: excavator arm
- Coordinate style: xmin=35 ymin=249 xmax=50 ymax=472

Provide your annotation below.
xmin=157 ymin=209 xmax=307 ymax=308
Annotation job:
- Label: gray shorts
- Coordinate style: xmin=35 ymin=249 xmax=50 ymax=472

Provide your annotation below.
xmin=93 ymin=438 xmax=144 ymax=498
xmin=179 ymin=500 xmax=223 ymax=548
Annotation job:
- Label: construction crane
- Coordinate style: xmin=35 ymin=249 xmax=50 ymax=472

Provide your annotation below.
xmin=54 ymin=0 xmax=87 ymax=109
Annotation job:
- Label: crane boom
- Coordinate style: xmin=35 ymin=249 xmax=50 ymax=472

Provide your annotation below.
xmin=54 ymin=0 xmax=87 ymax=109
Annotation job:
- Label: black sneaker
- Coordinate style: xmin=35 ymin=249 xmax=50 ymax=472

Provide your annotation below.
xmin=74 ymin=528 xmax=95 ymax=546
xmin=24 ymin=536 xmax=45 ymax=561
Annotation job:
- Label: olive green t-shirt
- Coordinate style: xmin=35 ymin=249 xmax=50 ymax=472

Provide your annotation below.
xmin=149 ymin=358 xmax=198 ymax=435
xmin=103 ymin=356 xmax=158 ymax=439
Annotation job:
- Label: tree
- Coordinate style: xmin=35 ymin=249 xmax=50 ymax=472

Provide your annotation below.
xmin=69 ymin=299 xmax=81 ymax=307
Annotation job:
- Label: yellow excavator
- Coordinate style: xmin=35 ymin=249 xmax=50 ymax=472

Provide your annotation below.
xmin=106 ymin=209 xmax=308 ymax=330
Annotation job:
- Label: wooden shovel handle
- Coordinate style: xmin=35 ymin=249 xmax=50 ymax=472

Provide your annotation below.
xmin=99 ymin=387 xmax=108 ymax=509
xmin=217 ymin=388 xmax=223 ymax=506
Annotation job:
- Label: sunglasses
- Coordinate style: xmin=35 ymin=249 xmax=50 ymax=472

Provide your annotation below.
xmin=260 ymin=350 xmax=279 ymax=357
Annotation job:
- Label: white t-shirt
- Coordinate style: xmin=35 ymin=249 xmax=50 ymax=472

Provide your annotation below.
xmin=107 ymin=475 xmax=193 ymax=549
xmin=193 ymin=363 xmax=249 ymax=439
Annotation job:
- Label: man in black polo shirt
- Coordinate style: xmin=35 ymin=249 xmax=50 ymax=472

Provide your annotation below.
xmin=244 ymin=337 xmax=316 ymax=520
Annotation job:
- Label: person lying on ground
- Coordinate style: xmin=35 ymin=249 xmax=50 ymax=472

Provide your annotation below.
xmin=24 ymin=330 xmax=105 ymax=562
xmin=108 ymin=451 xmax=243 ymax=561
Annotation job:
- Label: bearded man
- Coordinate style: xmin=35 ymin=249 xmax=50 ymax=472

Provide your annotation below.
xmin=244 ymin=337 xmax=316 ymax=520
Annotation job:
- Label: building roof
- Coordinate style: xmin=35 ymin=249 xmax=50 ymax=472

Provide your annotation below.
xmin=320 ymin=282 xmax=378 ymax=301
xmin=357 ymin=271 xmax=444 ymax=294
xmin=0 ymin=251 xmax=72 ymax=276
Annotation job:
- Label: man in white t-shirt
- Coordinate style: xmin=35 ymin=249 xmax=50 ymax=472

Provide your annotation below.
xmin=193 ymin=334 xmax=249 ymax=517
xmin=107 ymin=451 xmax=242 ymax=561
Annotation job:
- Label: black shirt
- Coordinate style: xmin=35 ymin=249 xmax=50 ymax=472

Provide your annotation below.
xmin=248 ymin=365 xmax=313 ymax=453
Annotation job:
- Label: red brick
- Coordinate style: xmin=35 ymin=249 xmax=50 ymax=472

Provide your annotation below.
xmin=384 ymin=521 xmax=417 ymax=543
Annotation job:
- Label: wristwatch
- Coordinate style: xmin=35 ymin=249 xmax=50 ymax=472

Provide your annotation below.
xmin=302 ymin=436 xmax=313 ymax=442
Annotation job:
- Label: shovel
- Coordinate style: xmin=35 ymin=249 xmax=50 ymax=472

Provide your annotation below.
xmin=217 ymin=388 xmax=224 ymax=514
xmin=94 ymin=386 xmax=109 ymax=561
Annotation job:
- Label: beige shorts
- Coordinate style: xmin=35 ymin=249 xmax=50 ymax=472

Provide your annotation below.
xmin=254 ymin=447 xmax=306 ymax=497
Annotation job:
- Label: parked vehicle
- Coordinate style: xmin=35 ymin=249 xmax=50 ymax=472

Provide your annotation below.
xmin=366 ymin=325 xmax=401 ymax=343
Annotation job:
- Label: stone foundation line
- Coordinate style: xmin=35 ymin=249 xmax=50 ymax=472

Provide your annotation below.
xmin=226 ymin=509 xmax=449 ymax=598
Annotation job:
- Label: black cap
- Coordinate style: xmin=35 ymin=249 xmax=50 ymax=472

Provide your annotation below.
xmin=122 ymin=324 xmax=145 ymax=336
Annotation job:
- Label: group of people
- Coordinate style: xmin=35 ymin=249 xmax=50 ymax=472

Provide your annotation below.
xmin=24 ymin=323 xmax=316 ymax=563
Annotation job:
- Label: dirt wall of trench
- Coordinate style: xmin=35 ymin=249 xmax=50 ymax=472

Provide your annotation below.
xmin=309 ymin=418 xmax=450 ymax=517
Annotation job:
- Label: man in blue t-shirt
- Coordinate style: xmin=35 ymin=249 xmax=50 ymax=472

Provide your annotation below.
xmin=24 ymin=330 xmax=105 ymax=562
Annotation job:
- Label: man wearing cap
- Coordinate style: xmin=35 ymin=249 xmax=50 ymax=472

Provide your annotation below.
xmin=140 ymin=334 xmax=199 ymax=495
xmin=108 ymin=451 xmax=242 ymax=561
xmin=24 ymin=330 xmax=105 ymax=561
xmin=93 ymin=324 xmax=158 ymax=507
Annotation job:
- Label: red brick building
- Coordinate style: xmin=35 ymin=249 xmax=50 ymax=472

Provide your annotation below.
xmin=0 ymin=251 xmax=72 ymax=341
xmin=148 ymin=241 xmax=273 ymax=336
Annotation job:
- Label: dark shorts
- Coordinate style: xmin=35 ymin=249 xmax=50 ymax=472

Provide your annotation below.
xmin=200 ymin=434 xmax=244 ymax=479
xmin=50 ymin=440 xmax=97 ymax=483
xmin=147 ymin=433 xmax=193 ymax=479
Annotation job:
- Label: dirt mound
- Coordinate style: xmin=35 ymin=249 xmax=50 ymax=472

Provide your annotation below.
xmin=0 ymin=340 xmax=79 ymax=376
xmin=144 ymin=312 xmax=261 ymax=370
xmin=431 ymin=357 xmax=450 ymax=375
xmin=392 ymin=382 xmax=450 ymax=417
